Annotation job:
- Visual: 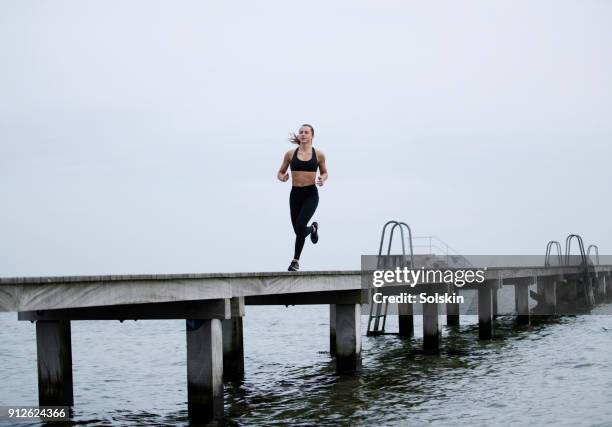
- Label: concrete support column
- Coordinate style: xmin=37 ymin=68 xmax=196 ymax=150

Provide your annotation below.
xmin=335 ymin=304 xmax=361 ymax=372
xmin=563 ymin=274 xmax=578 ymax=314
xmin=186 ymin=319 xmax=223 ymax=421
xmin=597 ymin=273 xmax=606 ymax=303
xmin=36 ymin=320 xmax=74 ymax=407
xmin=535 ymin=276 xmax=546 ymax=315
xmin=446 ymin=284 xmax=460 ymax=327
xmin=478 ymin=285 xmax=494 ymax=340
xmin=398 ymin=301 xmax=414 ymax=337
xmin=568 ymin=275 xmax=578 ymax=301
xmin=492 ymin=287 xmax=499 ymax=319
xmin=586 ymin=275 xmax=596 ymax=307
xmin=515 ymin=282 xmax=530 ymax=325
xmin=329 ymin=304 xmax=336 ymax=356
xmin=590 ymin=274 xmax=600 ymax=304
xmin=422 ymin=298 xmax=440 ymax=353
xmin=543 ymin=276 xmax=558 ymax=315
xmin=222 ymin=297 xmax=245 ymax=381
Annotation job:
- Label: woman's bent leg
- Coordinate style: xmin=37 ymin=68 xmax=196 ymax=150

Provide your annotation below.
xmin=293 ymin=191 xmax=319 ymax=260
xmin=289 ymin=190 xmax=301 ymax=236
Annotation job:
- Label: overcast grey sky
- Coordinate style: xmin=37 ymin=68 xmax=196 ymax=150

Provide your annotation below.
xmin=1 ymin=0 xmax=611 ymax=276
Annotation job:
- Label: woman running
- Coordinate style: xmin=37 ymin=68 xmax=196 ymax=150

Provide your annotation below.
xmin=277 ymin=124 xmax=328 ymax=271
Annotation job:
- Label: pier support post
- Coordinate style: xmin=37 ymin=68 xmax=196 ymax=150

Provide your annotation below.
xmin=586 ymin=274 xmax=596 ymax=307
xmin=542 ymin=276 xmax=557 ymax=315
xmin=562 ymin=274 xmax=579 ymax=314
xmin=423 ymin=297 xmax=440 ymax=353
xmin=446 ymin=284 xmax=460 ymax=327
xmin=398 ymin=301 xmax=414 ymax=337
xmin=478 ymin=285 xmax=494 ymax=340
xmin=330 ymin=304 xmax=336 ymax=356
xmin=569 ymin=275 xmax=578 ymax=301
xmin=596 ymin=273 xmax=606 ymax=303
xmin=36 ymin=320 xmax=73 ymax=407
xmin=186 ymin=319 xmax=223 ymax=421
xmin=515 ymin=280 xmax=530 ymax=325
xmin=492 ymin=287 xmax=499 ymax=319
xmin=222 ymin=297 xmax=245 ymax=381
xmin=335 ymin=304 xmax=361 ymax=372
xmin=590 ymin=273 xmax=599 ymax=304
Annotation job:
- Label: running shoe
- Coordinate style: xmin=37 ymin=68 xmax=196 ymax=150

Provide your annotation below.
xmin=311 ymin=222 xmax=319 ymax=244
xmin=288 ymin=260 xmax=299 ymax=271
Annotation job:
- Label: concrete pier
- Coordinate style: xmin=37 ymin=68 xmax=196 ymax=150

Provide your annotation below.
xmin=563 ymin=274 xmax=579 ymax=313
xmin=586 ymin=275 xmax=596 ymax=307
xmin=596 ymin=272 xmax=606 ymax=303
xmin=478 ymin=285 xmax=494 ymax=340
xmin=446 ymin=284 xmax=460 ymax=327
xmin=515 ymin=279 xmax=531 ymax=325
xmin=186 ymin=319 xmax=224 ymax=421
xmin=492 ymin=288 xmax=499 ymax=319
xmin=4 ymin=265 xmax=612 ymax=422
xmin=398 ymin=301 xmax=414 ymax=337
xmin=329 ymin=304 xmax=336 ymax=355
xmin=422 ymin=297 xmax=440 ymax=353
xmin=36 ymin=320 xmax=74 ymax=406
xmin=539 ymin=276 xmax=557 ymax=315
xmin=222 ymin=297 xmax=245 ymax=381
xmin=334 ymin=304 xmax=361 ymax=372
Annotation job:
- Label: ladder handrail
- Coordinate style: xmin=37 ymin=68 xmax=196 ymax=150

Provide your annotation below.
xmin=388 ymin=222 xmax=414 ymax=267
xmin=369 ymin=220 xmax=415 ymax=336
xmin=378 ymin=220 xmax=402 ymax=256
xmin=545 ymin=240 xmax=563 ymax=267
xmin=587 ymin=244 xmax=600 ymax=265
xmin=387 ymin=222 xmax=406 ymax=257
xmin=565 ymin=234 xmax=587 ymax=266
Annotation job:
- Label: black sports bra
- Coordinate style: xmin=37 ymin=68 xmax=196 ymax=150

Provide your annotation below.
xmin=290 ymin=147 xmax=319 ymax=172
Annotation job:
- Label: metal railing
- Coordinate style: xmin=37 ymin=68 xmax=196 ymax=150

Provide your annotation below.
xmin=587 ymin=244 xmax=600 ymax=266
xmin=565 ymin=234 xmax=587 ymax=266
xmin=545 ymin=240 xmax=563 ymax=267
xmin=378 ymin=220 xmax=414 ymax=268
xmin=368 ymin=220 xmax=415 ymax=336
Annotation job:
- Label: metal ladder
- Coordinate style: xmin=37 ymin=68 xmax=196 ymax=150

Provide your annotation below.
xmin=587 ymin=244 xmax=600 ymax=266
xmin=565 ymin=234 xmax=587 ymax=266
xmin=565 ymin=234 xmax=594 ymax=306
xmin=367 ymin=220 xmax=414 ymax=336
xmin=545 ymin=240 xmax=563 ymax=267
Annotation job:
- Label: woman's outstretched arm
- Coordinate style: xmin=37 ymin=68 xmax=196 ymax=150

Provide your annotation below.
xmin=316 ymin=150 xmax=328 ymax=186
xmin=277 ymin=150 xmax=291 ymax=182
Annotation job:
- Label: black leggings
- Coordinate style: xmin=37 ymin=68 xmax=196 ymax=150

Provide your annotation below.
xmin=290 ymin=185 xmax=319 ymax=260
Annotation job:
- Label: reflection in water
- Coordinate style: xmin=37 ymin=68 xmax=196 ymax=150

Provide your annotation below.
xmin=2 ymin=305 xmax=612 ymax=426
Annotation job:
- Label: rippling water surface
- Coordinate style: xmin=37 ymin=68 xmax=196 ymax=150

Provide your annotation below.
xmin=2 ymin=304 xmax=612 ymax=426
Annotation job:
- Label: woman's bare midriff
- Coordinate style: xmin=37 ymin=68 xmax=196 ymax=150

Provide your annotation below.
xmin=291 ymin=171 xmax=317 ymax=187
